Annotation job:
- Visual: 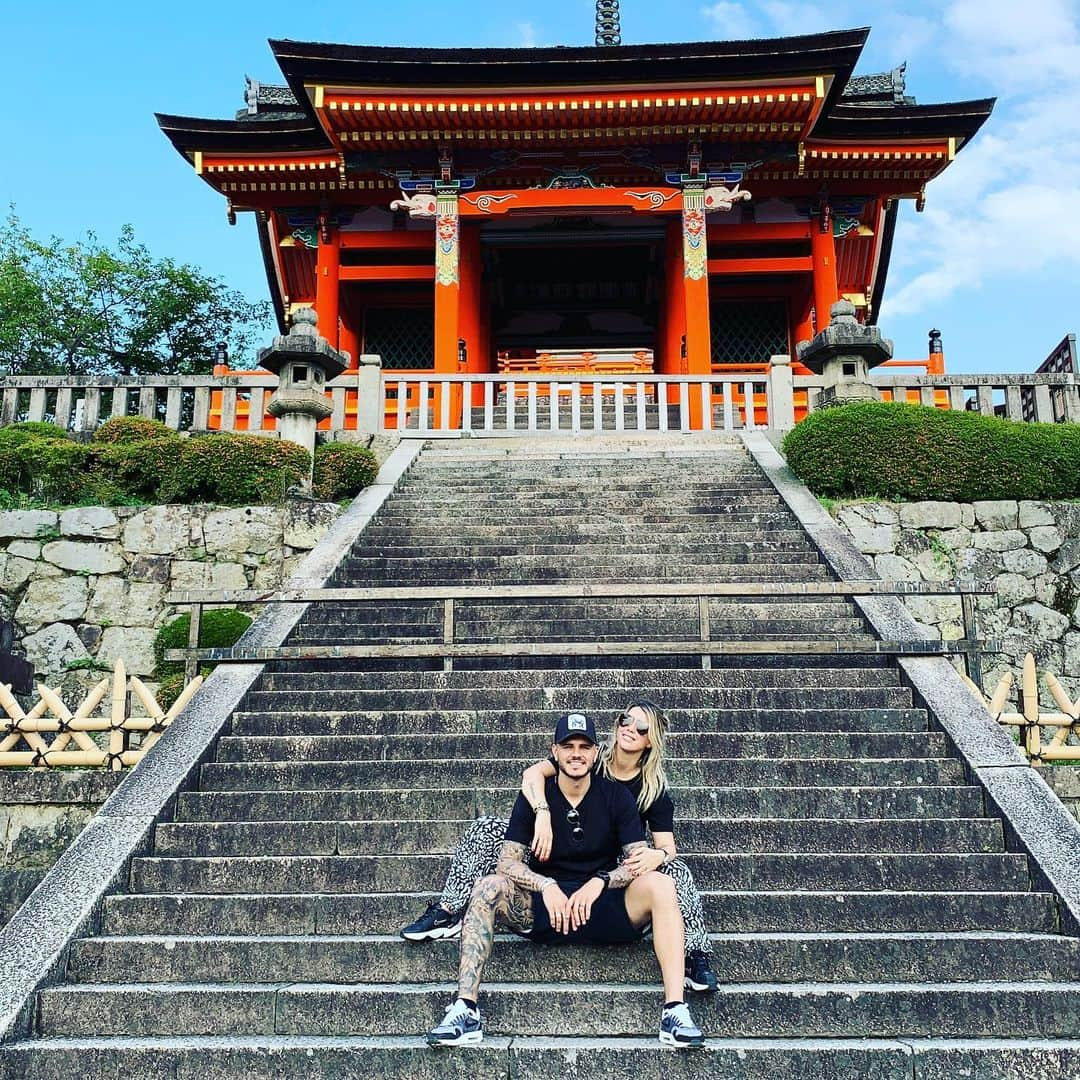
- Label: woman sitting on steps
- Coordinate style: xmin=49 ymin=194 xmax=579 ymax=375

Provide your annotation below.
xmin=398 ymin=699 xmax=720 ymax=993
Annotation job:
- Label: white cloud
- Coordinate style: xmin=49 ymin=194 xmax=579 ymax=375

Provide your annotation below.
xmin=700 ymin=2 xmax=761 ymax=39
xmin=884 ymin=0 xmax=1080 ymax=318
xmin=758 ymin=2 xmax=831 ymax=36
xmin=515 ymin=21 xmax=539 ymax=47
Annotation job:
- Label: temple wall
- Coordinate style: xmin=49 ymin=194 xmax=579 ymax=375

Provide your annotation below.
xmin=831 ymin=500 xmax=1080 ymax=705
xmin=0 ymin=502 xmax=344 ymax=699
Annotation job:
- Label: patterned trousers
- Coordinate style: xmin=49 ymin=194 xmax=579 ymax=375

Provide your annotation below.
xmin=437 ymin=816 xmax=713 ymax=956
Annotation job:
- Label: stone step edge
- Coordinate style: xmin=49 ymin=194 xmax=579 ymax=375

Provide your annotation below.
xmin=156 ymin=816 xmax=1001 ymax=828
xmin=76 ymin=930 xmax=1073 ymax=946
xmin=7 ymin=1034 xmax=1080 ymax=1052
xmin=40 ymin=979 xmax=1080 ymax=994
xmin=108 ymin=889 xmax=1050 ymax=902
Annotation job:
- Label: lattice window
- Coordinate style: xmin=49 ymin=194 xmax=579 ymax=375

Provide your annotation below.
xmin=364 ymin=309 xmax=434 ymax=370
xmin=710 ymin=300 xmax=790 ymax=364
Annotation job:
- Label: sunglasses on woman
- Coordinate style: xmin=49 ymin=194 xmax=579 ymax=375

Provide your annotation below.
xmin=617 ymin=713 xmax=651 ymax=735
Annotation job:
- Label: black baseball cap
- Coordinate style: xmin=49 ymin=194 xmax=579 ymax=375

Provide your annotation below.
xmin=553 ymin=712 xmax=598 ymax=745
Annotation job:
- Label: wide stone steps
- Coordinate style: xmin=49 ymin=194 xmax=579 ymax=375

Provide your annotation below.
xmin=99 ymin=889 xmax=1059 ymax=938
xmin=195 ymin=757 xmax=963 ymax=791
xmin=150 ymin=817 xmax=1003 ymax=858
xmin=64 ymin=932 xmax=1080 ymax=986
xmin=126 ymin=853 xmax=1028 ymax=895
xmin=227 ymin=707 xmax=930 ymax=736
xmin=237 ymin=688 xmax=917 ymax=713
xmin=7 ymin=437 xmax=1078 ymax=1078
xmin=9 ymin=1034 xmax=1080 ymax=1080
xmin=175 ymin=785 xmax=983 ymax=822
xmin=211 ymin=732 xmax=950 ymax=762
xmin=252 ymin=666 xmax=901 ymax=690
xmin=32 ymin=980 xmax=1080 ymax=1039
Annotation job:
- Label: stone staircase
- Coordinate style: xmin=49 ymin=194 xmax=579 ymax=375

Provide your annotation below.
xmin=3 ymin=435 xmax=1080 ymax=1077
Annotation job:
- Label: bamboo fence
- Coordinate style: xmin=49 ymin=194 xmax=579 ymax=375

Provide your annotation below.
xmin=0 ymin=660 xmax=202 ymax=770
xmin=966 ymin=654 xmax=1080 ymax=764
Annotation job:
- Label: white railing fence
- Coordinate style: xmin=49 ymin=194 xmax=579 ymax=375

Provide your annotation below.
xmin=0 ymin=365 xmax=1077 ymax=436
xmin=381 ymin=373 xmax=772 ymax=435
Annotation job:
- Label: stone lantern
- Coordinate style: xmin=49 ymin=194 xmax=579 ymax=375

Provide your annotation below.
xmin=260 ymin=308 xmax=347 ymax=477
xmin=796 ymin=299 xmax=893 ymax=408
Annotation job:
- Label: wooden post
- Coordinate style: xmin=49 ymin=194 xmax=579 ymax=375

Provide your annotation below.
xmin=109 ymin=659 xmax=126 ymax=772
xmin=811 ymin=205 xmax=839 ymax=335
xmin=698 ymin=595 xmax=711 ymax=671
xmin=681 ymin=184 xmax=712 ymax=429
xmin=433 ymin=187 xmax=461 ymax=430
xmin=315 ymin=230 xmax=341 ymax=350
xmin=186 ymin=604 xmax=202 ymax=685
xmin=443 ymin=598 xmax=455 ymax=673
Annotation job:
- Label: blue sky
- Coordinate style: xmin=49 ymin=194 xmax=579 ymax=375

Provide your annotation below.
xmin=3 ymin=0 xmax=1077 ymax=372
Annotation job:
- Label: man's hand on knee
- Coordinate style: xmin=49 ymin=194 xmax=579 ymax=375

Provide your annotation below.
xmin=565 ymin=877 xmax=604 ymax=931
xmin=541 ymin=881 xmax=573 ymax=934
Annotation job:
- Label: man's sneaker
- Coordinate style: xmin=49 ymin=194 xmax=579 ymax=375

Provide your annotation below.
xmin=426 ymin=999 xmax=483 ymax=1047
xmin=659 ymin=1002 xmax=705 ymax=1048
xmin=400 ymin=902 xmax=462 ymax=941
xmin=684 ymin=950 xmax=719 ymax=992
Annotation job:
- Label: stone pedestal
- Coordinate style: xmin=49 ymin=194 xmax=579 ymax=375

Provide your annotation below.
xmin=356 ymin=354 xmax=384 ymax=436
xmin=797 ymin=300 xmax=893 ymax=409
xmin=258 ymin=309 xmax=348 ymax=482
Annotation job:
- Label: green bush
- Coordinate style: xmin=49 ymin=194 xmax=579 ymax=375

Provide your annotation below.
xmin=153 ymin=608 xmax=253 ymax=677
xmin=313 ymin=442 xmax=379 ymax=501
xmin=93 ymin=416 xmax=172 ymax=444
xmin=91 ymin=435 xmax=182 ymax=500
xmin=7 ymin=421 xmax=70 ymax=441
xmin=160 ymin=434 xmax=310 ymax=505
xmin=782 ymin=402 xmax=1080 ymax=501
xmin=13 ymin=438 xmax=95 ymax=504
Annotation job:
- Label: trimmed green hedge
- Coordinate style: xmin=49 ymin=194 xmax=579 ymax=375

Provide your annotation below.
xmin=0 ymin=421 xmax=312 ymax=508
xmin=782 ymin=402 xmax=1080 ymax=501
xmin=313 ymin=442 xmax=379 ymax=502
xmin=93 ymin=416 xmax=172 ymax=444
xmin=160 ymin=435 xmax=310 ymax=505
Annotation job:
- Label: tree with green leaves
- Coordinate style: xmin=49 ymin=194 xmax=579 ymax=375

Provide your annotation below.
xmin=0 ymin=211 xmax=272 ymax=376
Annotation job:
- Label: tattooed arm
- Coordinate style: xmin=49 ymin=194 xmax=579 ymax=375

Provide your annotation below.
xmin=606 ymin=841 xmax=651 ymax=889
xmin=521 ymin=761 xmax=557 ymax=861
xmin=495 ymin=840 xmax=574 ymax=936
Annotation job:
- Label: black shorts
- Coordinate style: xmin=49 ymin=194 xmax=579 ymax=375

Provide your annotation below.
xmin=524 ymin=879 xmax=646 ymax=945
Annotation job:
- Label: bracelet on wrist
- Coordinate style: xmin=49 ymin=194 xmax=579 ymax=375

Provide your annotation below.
xmin=540 ymin=878 xmax=557 ymax=893
xmin=533 ymin=803 xmax=550 ymax=813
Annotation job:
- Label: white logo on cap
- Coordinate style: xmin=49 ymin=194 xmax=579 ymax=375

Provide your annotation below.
xmin=568 ymin=715 xmax=586 ymax=731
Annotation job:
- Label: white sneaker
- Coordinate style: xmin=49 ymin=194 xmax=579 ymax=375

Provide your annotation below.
xmin=659 ymin=1002 xmax=705 ymax=1048
xmin=426 ymin=999 xmax=483 ymax=1047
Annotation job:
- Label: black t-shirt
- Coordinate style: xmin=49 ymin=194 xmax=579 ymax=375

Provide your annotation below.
xmin=505 ymin=774 xmax=645 ymax=881
xmin=545 ymin=756 xmax=676 ymax=834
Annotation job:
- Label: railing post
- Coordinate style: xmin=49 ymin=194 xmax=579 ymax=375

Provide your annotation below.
xmin=443 ymin=598 xmax=454 ymax=673
xmin=355 ymin=355 xmax=383 ymax=435
xmin=960 ymin=592 xmax=983 ymax=689
xmin=185 ymin=603 xmax=202 ymax=685
xmin=767 ymin=355 xmax=795 ymax=430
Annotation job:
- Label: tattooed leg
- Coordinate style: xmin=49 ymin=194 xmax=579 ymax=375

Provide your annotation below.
xmin=456 ymin=873 xmax=534 ymax=1000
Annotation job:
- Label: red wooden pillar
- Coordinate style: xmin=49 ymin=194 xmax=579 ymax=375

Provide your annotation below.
xmin=681 ymin=185 xmax=712 ymax=428
xmin=661 ymin=220 xmax=686 ymax=405
xmin=811 ymin=206 xmax=839 ymax=334
xmin=793 ymin=282 xmax=815 ymax=351
xmin=455 ymin=223 xmax=484 ymax=422
xmin=315 ymin=231 xmax=341 ymax=350
xmin=432 ymin=187 xmax=460 ymax=427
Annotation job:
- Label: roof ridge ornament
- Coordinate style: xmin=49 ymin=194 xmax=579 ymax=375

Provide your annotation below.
xmin=595 ymin=0 xmax=621 ymax=46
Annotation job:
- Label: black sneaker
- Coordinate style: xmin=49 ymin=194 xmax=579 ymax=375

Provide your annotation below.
xmin=684 ymin=950 xmax=719 ymax=992
xmin=659 ymin=1002 xmax=705 ymax=1048
xmin=426 ymin=999 xmax=483 ymax=1047
xmin=400 ymin=902 xmax=462 ymax=942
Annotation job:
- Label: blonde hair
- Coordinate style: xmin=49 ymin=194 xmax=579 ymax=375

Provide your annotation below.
xmin=598 ymin=698 xmax=669 ymax=813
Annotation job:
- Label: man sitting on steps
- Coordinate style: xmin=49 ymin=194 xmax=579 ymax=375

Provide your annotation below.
xmin=425 ymin=711 xmax=705 ymax=1049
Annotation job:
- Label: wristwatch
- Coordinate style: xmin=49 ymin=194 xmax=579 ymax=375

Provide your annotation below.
xmin=593 ymin=871 xmax=611 ymax=891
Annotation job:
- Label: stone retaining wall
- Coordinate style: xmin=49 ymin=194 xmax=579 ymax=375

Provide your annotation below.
xmin=1045 ymin=768 xmax=1080 ymax=823
xmin=831 ymin=499 xmax=1080 ymax=703
xmin=0 ymin=501 xmax=343 ymax=697
xmin=0 ymin=772 xmax=122 ymax=925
